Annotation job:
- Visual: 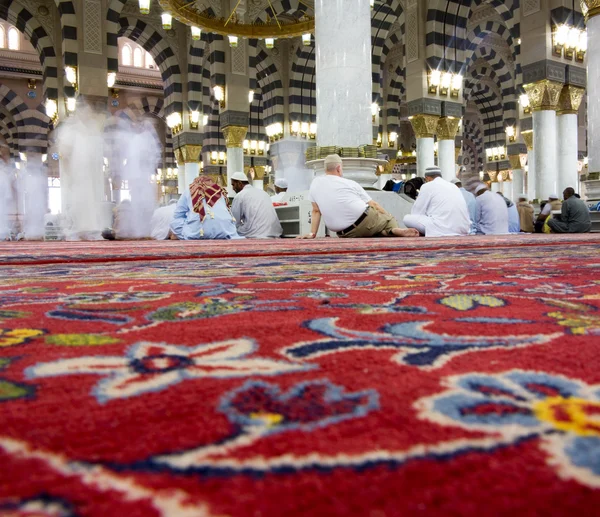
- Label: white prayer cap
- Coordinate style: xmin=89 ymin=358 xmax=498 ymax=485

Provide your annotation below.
xmin=475 ymin=182 xmax=488 ymax=193
xmin=450 ymin=178 xmax=461 ymax=184
xmin=274 ymin=178 xmax=289 ymax=189
xmin=548 ymin=193 xmax=559 ymax=199
xmin=518 ymin=193 xmax=527 ymax=200
xmin=424 ymin=166 xmax=442 ymax=177
xmin=231 ymin=171 xmax=249 ymax=182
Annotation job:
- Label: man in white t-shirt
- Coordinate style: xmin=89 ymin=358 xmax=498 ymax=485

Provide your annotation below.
xmin=300 ymin=154 xmax=419 ymax=239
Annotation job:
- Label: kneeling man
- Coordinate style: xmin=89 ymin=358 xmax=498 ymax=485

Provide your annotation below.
xmin=301 ymin=154 xmax=419 ymax=239
xmin=403 ymin=167 xmax=471 ymax=237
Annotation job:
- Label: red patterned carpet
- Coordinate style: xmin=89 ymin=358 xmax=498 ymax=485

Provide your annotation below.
xmin=1 ymin=236 xmax=600 ymax=516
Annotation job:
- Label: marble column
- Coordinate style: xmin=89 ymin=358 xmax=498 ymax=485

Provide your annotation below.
xmin=557 ymin=85 xmax=585 ymax=194
xmin=410 ymin=114 xmax=439 ymax=177
xmin=522 ymin=130 xmax=535 ymax=200
xmin=223 ymin=126 xmax=247 ymax=194
xmin=270 ymin=138 xmax=316 ymax=192
xmin=585 ymin=1 xmax=600 ymax=176
xmin=509 ymin=155 xmax=524 ymax=201
xmin=177 ymin=165 xmax=185 ymax=194
xmin=312 ymin=0 xmax=379 ymax=186
xmin=524 ymin=80 xmax=563 ymax=200
xmin=175 ymin=145 xmax=202 ymax=188
xmin=436 ymin=117 xmax=461 ymax=181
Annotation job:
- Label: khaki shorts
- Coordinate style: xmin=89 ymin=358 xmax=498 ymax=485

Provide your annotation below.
xmin=340 ymin=207 xmax=398 ymax=238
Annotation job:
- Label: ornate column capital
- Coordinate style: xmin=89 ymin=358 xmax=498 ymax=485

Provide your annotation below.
xmin=508 ymin=155 xmax=521 ymax=169
xmin=176 ymin=144 xmax=202 ymax=163
xmin=582 ymin=0 xmax=600 ymax=19
xmin=488 ymin=170 xmax=498 ymax=183
xmin=557 ymin=85 xmax=586 ymax=115
xmin=222 ymin=125 xmax=248 ymax=148
xmin=409 ymin=114 xmax=440 ymax=139
xmin=521 ymin=130 xmax=534 ymax=151
xmin=523 ymin=80 xmax=564 ymax=111
xmin=436 ymin=117 xmax=461 ymax=141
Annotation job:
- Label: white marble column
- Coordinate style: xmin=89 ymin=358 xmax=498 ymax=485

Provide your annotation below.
xmin=270 ymin=138 xmax=316 ymax=192
xmin=527 ymin=149 xmax=536 ymax=200
xmin=512 ymin=169 xmax=524 ymax=198
xmin=491 ymin=181 xmax=501 ymax=193
xmin=315 ymin=0 xmax=371 ymax=148
xmin=226 ymin=147 xmax=244 ymax=192
xmin=533 ymin=110 xmax=558 ymax=199
xmin=438 ymin=140 xmax=456 ymax=181
xmin=557 ymin=113 xmax=578 ymax=194
xmin=416 ymin=138 xmax=435 ymax=176
xmin=177 ymin=165 xmax=185 ymax=194
xmin=588 ymin=13 xmax=600 ymax=176
xmin=184 ymin=162 xmax=199 ymax=187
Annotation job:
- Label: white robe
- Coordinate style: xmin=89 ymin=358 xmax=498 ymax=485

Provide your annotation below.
xmin=231 ymin=185 xmax=283 ymax=238
xmin=475 ymin=190 xmax=509 ymax=235
xmin=403 ymin=177 xmax=471 ymax=237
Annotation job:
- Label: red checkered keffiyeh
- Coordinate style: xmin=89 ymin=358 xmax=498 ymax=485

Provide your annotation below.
xmin=190 ymin=176 xmax=230 ymax=222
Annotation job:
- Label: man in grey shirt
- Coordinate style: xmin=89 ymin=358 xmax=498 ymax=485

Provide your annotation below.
xmin=231 ymin=172 xmax=283 ymax=238
xmin=548 ymin=187 xmax=591 ymax=233
xmin=474 ymin=183 xmax=509 ymax=235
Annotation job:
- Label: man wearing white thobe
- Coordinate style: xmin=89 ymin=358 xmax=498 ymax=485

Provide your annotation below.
xmin=451 ymin=178 xmax=477 ymax=234
xmin=270 ymin=178 xmax=288 ymax=203
xmin=150 ymin=200 xmax=178 ymax=240
xmin=403 ymin=167 xmax=471 ymax=237
xmin=231 ymin=171 xmax=283 ymax=238
xmin=474 ymin=183 xmax=509 ymax=235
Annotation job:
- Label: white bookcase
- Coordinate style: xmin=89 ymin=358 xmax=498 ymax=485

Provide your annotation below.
xmin=274 ymin=192 xmax=325 ymax=237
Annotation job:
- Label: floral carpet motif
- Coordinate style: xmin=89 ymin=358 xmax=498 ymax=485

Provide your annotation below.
xmin=1 ymin=236 xmax=600 ymax=516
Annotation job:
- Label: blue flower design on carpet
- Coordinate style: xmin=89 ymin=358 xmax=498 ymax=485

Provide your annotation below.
xmin=284 ymin=318 xmax=558 ymax=368
xmin=418 ymin=370 xmax=600 ymax=488
xmin=152 ymin=379 xmax=379 ymax=471
xmin=26 ymin=340 xmax=311 ymax=403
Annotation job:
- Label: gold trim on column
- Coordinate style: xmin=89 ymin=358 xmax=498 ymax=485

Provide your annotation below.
xmin=523 ymin=80 xmax=564 ymax=111
xmin=178 ymin=144 xmax=202 ymax=163
xmin=222 ymin=126 xmax=248 ymax=148
xmin=499 ymin=170 xmax=510 ymax=182
xmin=521 ymin=130 xmax=534 ymax=151
xmin=488 ymin=170 xmax=498 ymax=182
xmin=582 ymin=0 xmax=600 ymax=19
xmin=557 ymin=85 xmax=586 ymax=115
xmin=409 ymin=114 xmax=440 ymax=139
xmin=436 ymin=117 xmax=461 ymax=140
xmin=508 ymin=155 xmax=521 ymax=169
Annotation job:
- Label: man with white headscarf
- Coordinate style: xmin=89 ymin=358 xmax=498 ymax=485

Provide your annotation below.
xmin=474 ymin=183 xmax=509 ymax=235
xmin=402 ymin=167 xmax=471 ymax=237
xmin=271 ymin=178 xmax=288 ymax=203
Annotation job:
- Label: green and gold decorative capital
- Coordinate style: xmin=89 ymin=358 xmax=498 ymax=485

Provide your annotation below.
xmin=523 ymin=80 xmax=564 ymax=111
xmin=222 ymin=126 xmax=247 ymax=148
xmin=521 ymin=130 xmax=534 ymax=151
xmin=582 ymin=0 xmax=600 ymax=19
xmin=488 ymin=170 xmax=498 ymax=182
xmin=558 ymin=85 xmax=586 ymax=115
xmin=410 ymin=114 xmax=440 ymax=139
xmin=177 ymin=144 xmax=202 ymax=163
xmin=508 ymin=155 xmax=522 ymax=169
xmin=499 ymin=170 xmax=510 ymax=182
xmin=436 ymin=117 xmax=461 ymax=141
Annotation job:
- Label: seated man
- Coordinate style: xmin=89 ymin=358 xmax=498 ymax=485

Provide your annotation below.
xmin=382 ymin=172 xmax=404 ymax=193
xmin=170 ymin=175 xmax=241 ymax=240
xmin=497 ymin=192 xmax=520 ymax=233
xmin=535 ymin=193 xmax=561 ymax=233
xmin=271 ymin=178 xmax=288 ymax=203
xmin=150 ymin=200 xmax=178 ymax=240
xmin=548 ymin=187 xmax=591 ymax=233
xmin=231 ymin=171 xmax=282 ymax=238
xmin=474 ymin=183 xmax=509 ymax=235
xmin=300 ymin=154 xmax=419 ymax=239
xmin=451 ymin=177 xmax=477 ymax=234
xmin=403 ymin=167 xmax=470 ymax=237
xmin=517 ymin=194 xmax=535 ymax=233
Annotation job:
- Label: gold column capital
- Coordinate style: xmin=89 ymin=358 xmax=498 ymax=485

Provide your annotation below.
xmin=521 ymin=130 xmax=534 ymax=151
xmin=582 ymin=0 xmax=600 ymax=19
xmin=508 ymin=155 xmax=521 ymax=169
xmin=499 ymin=170 xmax=510 ymax=182
xmin=436 ymin=117 xmax=461 ymax=140
xmin=177 ymin=144 xmax=202 ymax=163
xmin=557 ymin=85 xmax=586 ymax=115
xmin=488 ymin=170 xmax=498 ymax=182
xmin=222 ymin=125 xmax=248 ymax=148
xmin=523 ymin=80 xmax=563 ymax=111
xmin=409 ymin=114 xmax=440 ymax=139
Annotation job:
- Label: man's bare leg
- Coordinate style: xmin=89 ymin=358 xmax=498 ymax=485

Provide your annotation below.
xmin=381 ymin=228 xmax=420 ymax=237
